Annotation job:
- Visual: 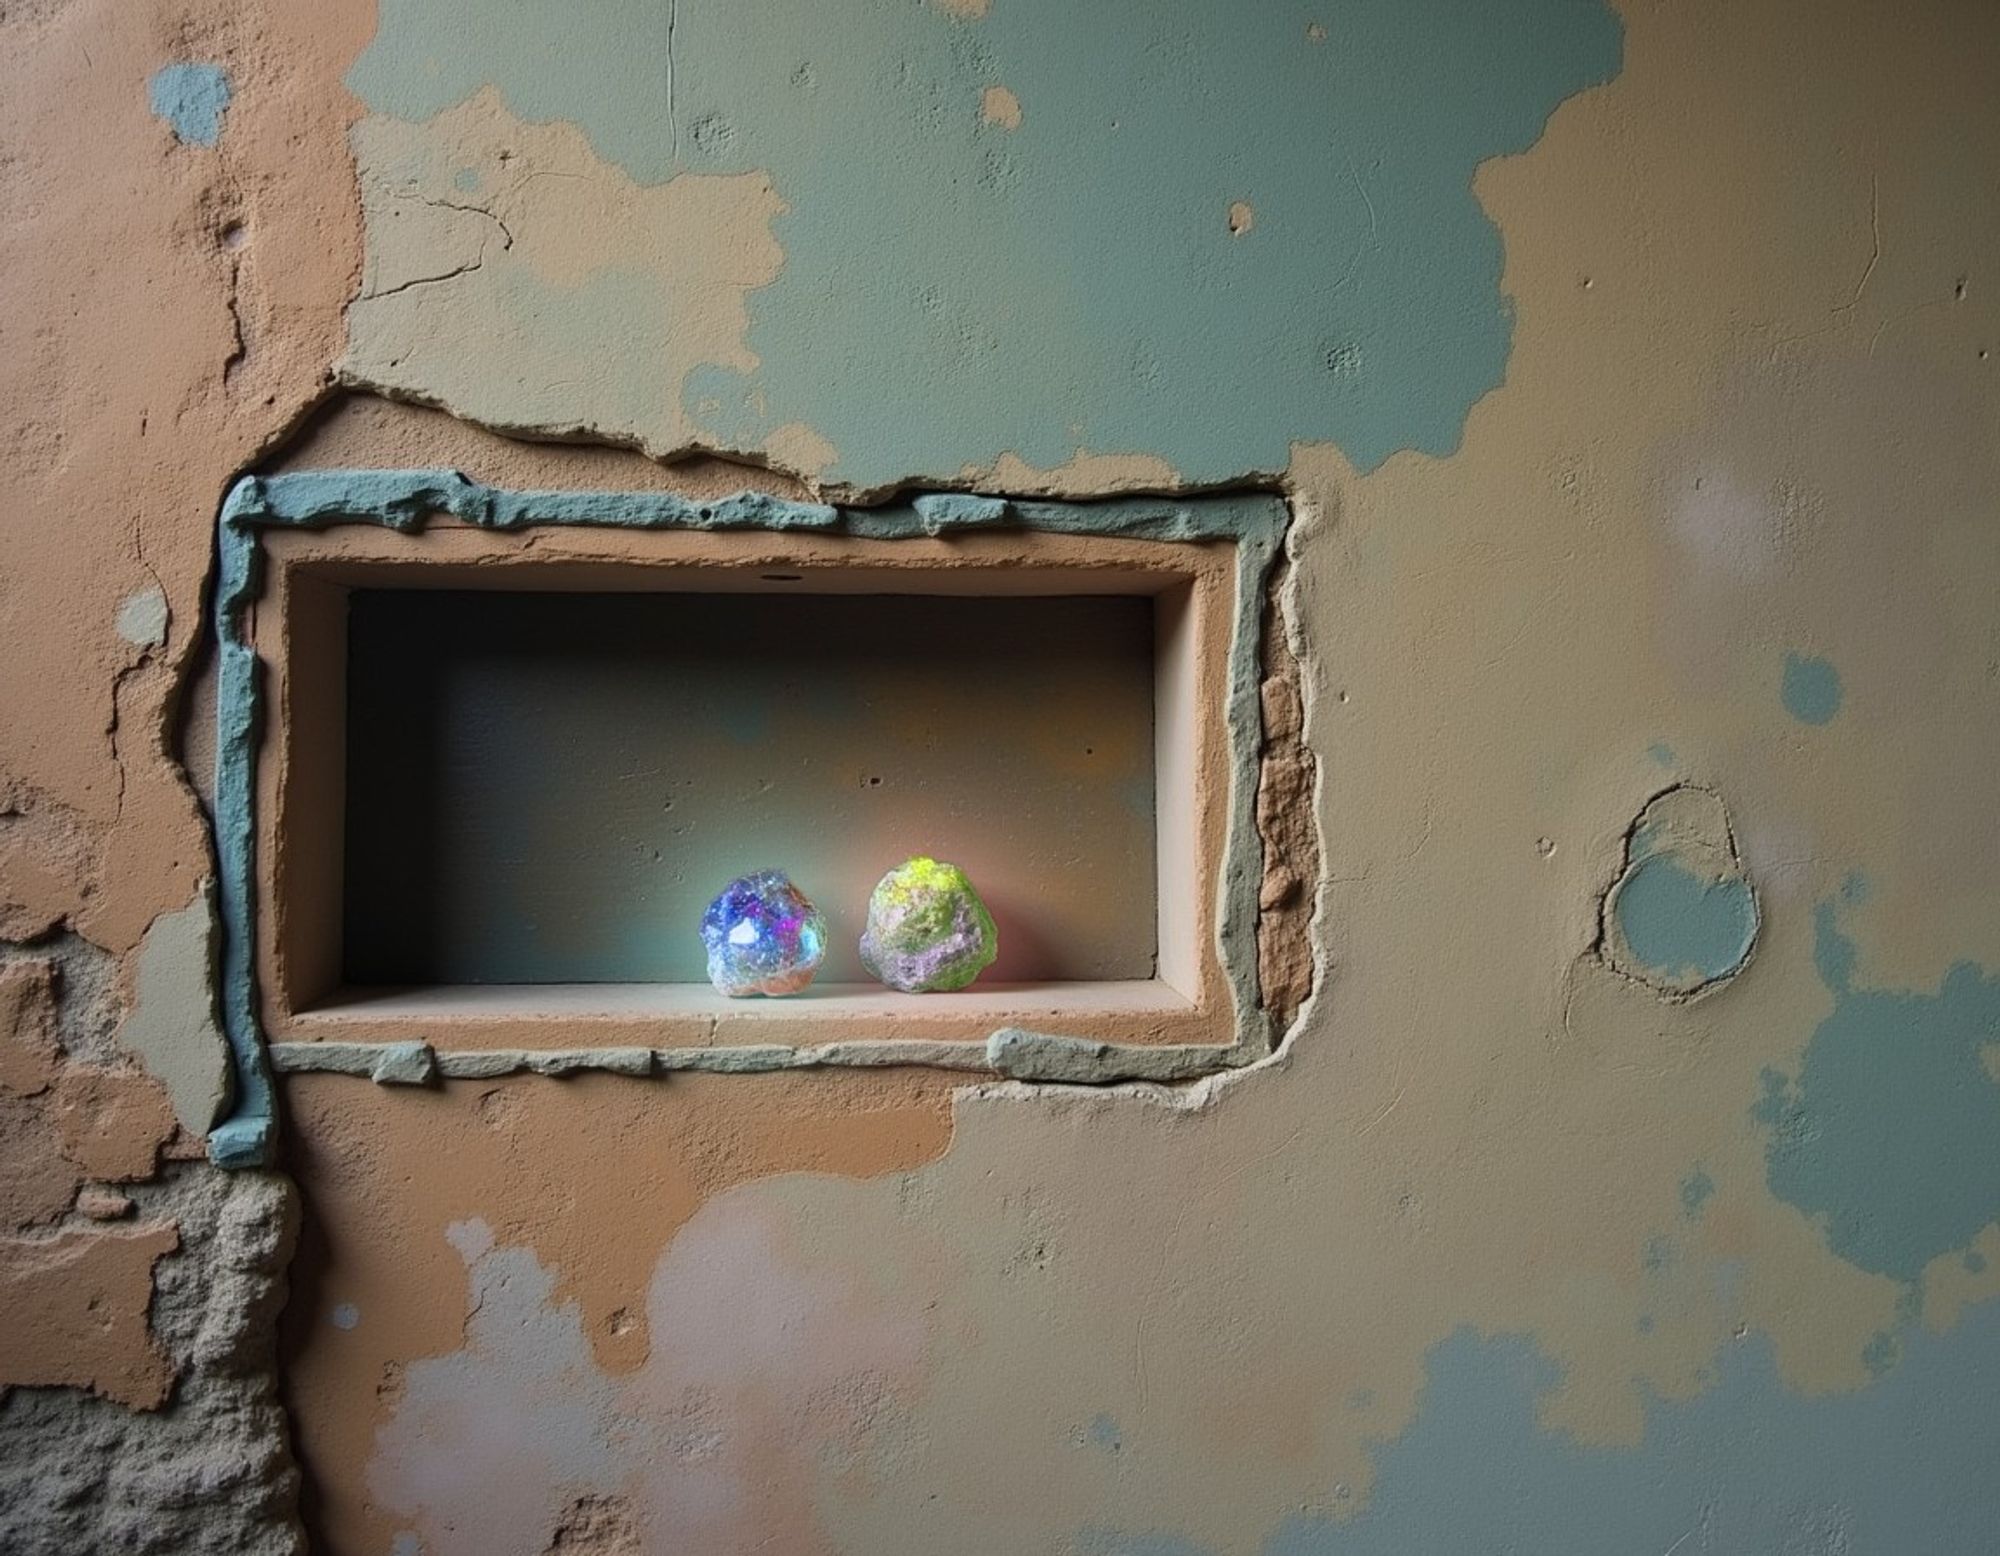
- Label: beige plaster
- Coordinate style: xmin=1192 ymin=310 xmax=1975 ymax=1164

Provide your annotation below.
xmin=980 ymin=85 xmax=1023 ymax=130
xmin=342 ymin=90 xmax=786 ymax=462
xmin=0 ymin=1224 xmax=181 ymax=1408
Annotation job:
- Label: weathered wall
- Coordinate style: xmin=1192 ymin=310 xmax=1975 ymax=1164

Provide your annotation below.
xmin=3 ymin=0 xmax=1998 ymax=1551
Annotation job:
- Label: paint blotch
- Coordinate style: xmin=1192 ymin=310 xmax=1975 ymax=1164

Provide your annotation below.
xmin=115 ymin=587 xmax=169 ymax=649
xmin=330 ymin=1303 xmax=360 ymax=1331
xmin=1680 ymin=1168 xmax=1715 ymax=1220
xmin=1086 ymin=1412 xmax=1122 ymax=1451
xmin=147 ymin=64 xmax=231 ymax=148
xmin=373 ymin=1187 xmax=935 ymax=1553
xmin=444 ymin=1217 xmax=495 ymax=1265
xmin=1753 ymin=900 xmax=2000 ymax=1284
xmin=1602 ymin=785 xmax=1759 ymax=997
xmin=980 ymin=85 xmax=1023 ymax=130
xmin=1647 ymin=740 xmax=1676 ymax=767
xmin=1228 ymin=200 xmax=1255 ymax=236
xmin=1781 ymin=652 xmax=1843 ymax=725
xmin=1264 ymin=1313 xmax=2000 ymax=1554
xmin=345 ymin=0 xmax=1622 ymax=487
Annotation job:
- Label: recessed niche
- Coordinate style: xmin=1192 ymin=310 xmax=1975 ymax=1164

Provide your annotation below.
xmin=340 ymin=588 xmax=1158 ymax=987
xmin=255 ymin=518 xmax=1250 ymax=1054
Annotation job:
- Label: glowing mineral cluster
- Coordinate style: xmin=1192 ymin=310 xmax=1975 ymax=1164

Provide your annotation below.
xmin=700 ymin=870 xmax=827 ymax=996
xmin=860 ymin=856 xmax=999 ymax=993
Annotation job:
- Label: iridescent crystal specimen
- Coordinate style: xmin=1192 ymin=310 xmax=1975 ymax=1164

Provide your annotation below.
xmin=700 ymin=870 xmax=827 ymax=996
xmin=860 ymin=857 xmax=999 ymax=993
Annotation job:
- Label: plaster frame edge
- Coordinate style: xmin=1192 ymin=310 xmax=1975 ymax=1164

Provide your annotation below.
xmin=209 ymin=469 xmax=1289 ymax=1166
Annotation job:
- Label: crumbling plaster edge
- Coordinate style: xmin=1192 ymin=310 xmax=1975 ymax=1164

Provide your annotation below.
xmin=209 ymin=470 xmax=1295 ymax=1165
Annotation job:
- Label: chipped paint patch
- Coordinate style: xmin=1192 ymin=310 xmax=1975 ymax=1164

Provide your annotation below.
xmin=114 ymin=587 xmax=169 ymax=650
xmin=980 ymin=85 xmax=1022 ymax=130
xmin=0 ymin=1223 xmax=180 ymax=1407
xmin=147 ymin=64 xmax=231 ymax=148
xmin=1754 ymin=900 xmax=2000 ymax=1285
xmin=340 ymin=90 xmax=785 ymax=461
xmin=1264 ymin=1311 xmax=2000 ymax=1553
xmin=116 ymin=882 xmax=234 ymax=1135
xmin=1781 ymin=651 xmax=1843 ymax=725
xmin=370 ymin=1187 xmax=937 ymax=1553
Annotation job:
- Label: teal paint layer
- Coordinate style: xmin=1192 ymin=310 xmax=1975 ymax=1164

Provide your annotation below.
xmin=346 ymin=0 xmax=1621 ymax=488
xmin=1781 ymin=652 xmax=1843 ymax=725
xmin=207 ymin=495 xmax=277 ymax=1168
xmin=1256 ymin=1304 xmax=2000 ymax=1554
xmin=1080 ymin=1533 xmax=1218 ymax=1556
xmin=1613 ymin=854 xmax=1758 ymax=987
xmin=1679 ymin=1167 xmax=1714 ymax=1220
xmin=204 ymin=471 xmax=1288 ymax=1158
xmin=1752 ymin=900 xmax=2000 ymax=1283
xmin=148 ymin=64 xmax=231 ymax=147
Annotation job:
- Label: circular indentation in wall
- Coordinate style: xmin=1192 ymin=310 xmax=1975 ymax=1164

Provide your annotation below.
xmin=1600 ymin=784 xmax=1759 ymax=998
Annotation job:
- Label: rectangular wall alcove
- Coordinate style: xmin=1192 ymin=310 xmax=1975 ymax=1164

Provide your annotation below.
xmin=237 ymin=494 xmax=1282 ymax=1063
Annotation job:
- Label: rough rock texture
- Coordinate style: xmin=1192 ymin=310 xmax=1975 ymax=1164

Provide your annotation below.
xmin=858 ymin=857 xmax=999 ymax=994
xmin=0 ymin=931 xmax=300 ymax=1550
xmin=0 ymin=1165 xmax=304 ymax=1555
xmin=1255 ymin=557 xmax=1321 ymax=1034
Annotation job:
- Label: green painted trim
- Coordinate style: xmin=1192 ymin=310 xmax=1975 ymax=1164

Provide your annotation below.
xmin=210 ymin=471 xmax=1289 ymax=1161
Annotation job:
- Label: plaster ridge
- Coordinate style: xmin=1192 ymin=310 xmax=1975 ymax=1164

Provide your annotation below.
xmin=209 ymin=471 xmax=1294 ymax=1163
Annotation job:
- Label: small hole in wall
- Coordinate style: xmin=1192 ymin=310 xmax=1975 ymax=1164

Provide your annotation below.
xmin=218 ymin=221 xmax=246 ymax=249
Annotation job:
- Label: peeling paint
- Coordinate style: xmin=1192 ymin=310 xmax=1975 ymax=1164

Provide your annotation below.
xmin=1755 ymin=899 xmax=2000 ymax=1285
xmin=114 ymin=586 xmax=169 ymax=649
xmin=116 ymin=882 xmax=234 ymax=1134
xmin=343 ymin=0 xmax=1622 ymax=487
xmin=147 ymin=63 xmax=231 ymax=148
